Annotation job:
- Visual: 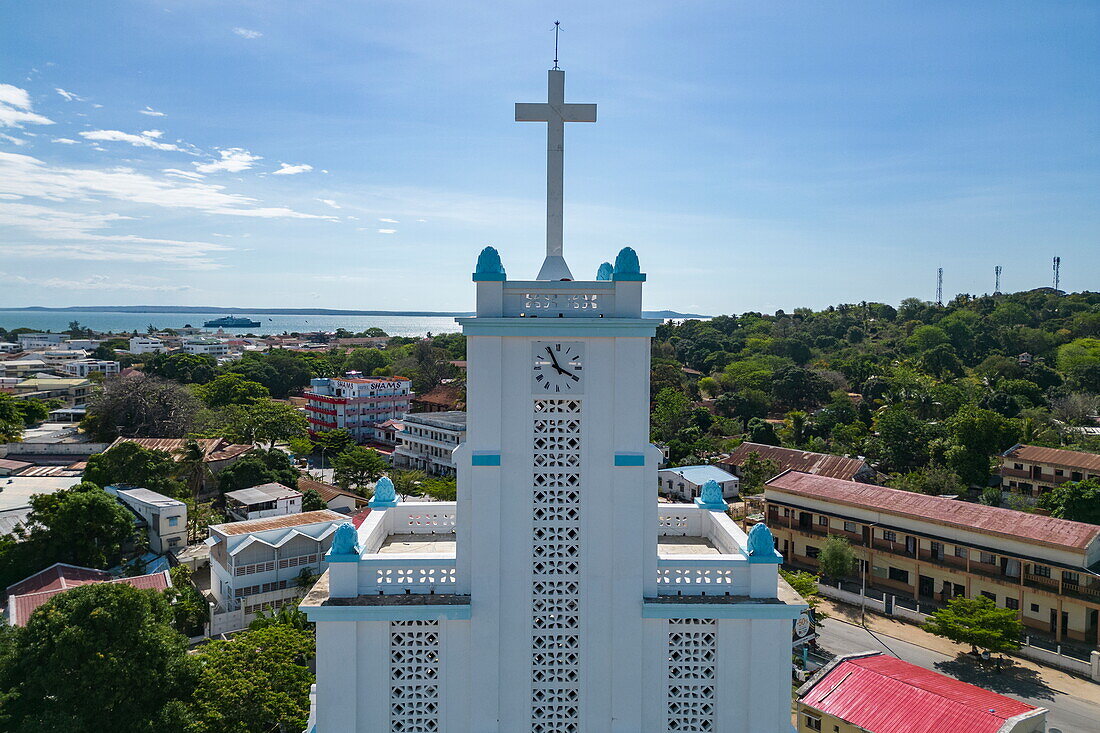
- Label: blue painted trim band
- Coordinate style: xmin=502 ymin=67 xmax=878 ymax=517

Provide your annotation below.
xmin=501 ymin=280 xmax=615 ymax=290
xmin=302 ymin=604 xmax=472 ymax=621
xmin=612 ymin=273 xmax=647 ymax=281
xmin=641 ymin=601 xmax=806 ymax=620
xmin=457 ymin=318 xmax=658 ymax=338
xmin=472 ymin=273 xmax=506 ymax=281
xmin=614 ymin=453 xmax=646 ymax=467
xmin=471 ymin=452 xmax=501 ymax=466
xmin=695 ymin=497 xmax=729 ymax=512
xmin=369 ymin=500 xmax=398 ymax=509
xmin=746 ymin=551 xmax=783 ymax=564
xmin=325 ymin=554 xmax=360 ymax=563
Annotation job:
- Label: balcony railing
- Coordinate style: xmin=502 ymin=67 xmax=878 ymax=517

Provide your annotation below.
xmin=1063 ymin=580 xmax=1100 ymax=602
xmin=359 ymin=556 xmax=457 ymax=595
xmin=1023 ymin=573 xmax=1059 ymax=593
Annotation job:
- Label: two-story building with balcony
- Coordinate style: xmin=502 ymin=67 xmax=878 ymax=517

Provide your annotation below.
xmin=764 ymin=470 xmax=1100 ymax=647
xmin=62 ymin=359 xmax=121 ymax=378
xmin=225 ymin=483 xmax=303 ymax=521
xmin=128 ymin=336 xmax=165 ymax=354
xmin=999 ymin=443 xmax=1100 ymax=497
xmin=181 ymin=338 xmax=230 ymax=357
xmin=392 ymin=410 xmax=466 ymax=476
xmin=304 ymin=374 xmax=412 ymax=443
xmin=206 ymin=510 xmax=345 ymax=632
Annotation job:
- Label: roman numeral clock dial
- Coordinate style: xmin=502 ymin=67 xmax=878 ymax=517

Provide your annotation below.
xmin=531 ymin=341 xmax=584 ymax=394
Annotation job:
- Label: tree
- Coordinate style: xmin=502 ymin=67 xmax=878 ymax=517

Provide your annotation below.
xmin=746 ymin=418 xmax=780 ymax=447
xmin=888 ymin=464 xmax=966 ymax=496
xmin=923 ymin=595 xmax=1023 ymax=658
xmin=84 ymin=442 xmax=185 ymax=497
xmin=196 ymin=373 xmax=269 ymax=408
xmin=872 ymin=405 xmax=930 ymax=473
xmin=1038 ymin=479 xmax=1100 ymax=525
xmin=287 ymin=435 xmax=315 ymax=458
xmin=82 ymin=374 xmax=202 ymax=441
xmin=714 ymin=389 xmax=769 ymax=421
xmin=217 ymin=450 xmax=298 ymax=495
xmin=213 ymin=399 xmax=308 ymax=449
xmin=143 ymin=352 xmax=217 ymax=384
xmin=312 ymin=428 xmax=355 ymax=456
xmin=390 ymin=469 xmax=428 ymax=499
xmin=332 ymin=447 xmax=388 ymax=490
xmin=300 ymin=487 xmax=326 ymax=512
xmin=13 ymin=398 xmax=52 ymax=426
xmin=344 ymin=347 xmax=387 ymax=375
xmin=943 ymin=405 xmax=1020 ymax=487
xmin=740 ymin=451 xmax=781 ymax=494
xmin=818 ymin=535 xmax=855 ymax=582
xmin=182 ymin=625 xmax=314 ymax=733
xmin=770 ymin=365 xmax=830 ymax=411
xmin=249 ymin=604 xmax=312 ymax=632
xmin=176 ymin=439 xmax=213 ymax=501
xmin=184 ymin=499 xmax=223 ymax=543
xmin=420 ymin=475 xmax=458 ymax=501
xmin=779 ymin=568 xmax=825 ymax=625
xmin=0 ymin=393 xmax=24 ymax=442
xmin=164 ymin=565 xmax=209 ymax=637
xmin=906 ymin=325 xmax=950 ymax=353
xmin=0 ymin=583 xmax=189 ymax=732
xmin=651 ymin=387 xmax=693 ymax=443
xmin=25 ymin=482 xmax=137 ymax=570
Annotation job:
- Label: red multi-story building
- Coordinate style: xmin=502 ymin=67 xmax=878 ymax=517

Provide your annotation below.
xmin=304 ymin=375 xmax=412 ymax=443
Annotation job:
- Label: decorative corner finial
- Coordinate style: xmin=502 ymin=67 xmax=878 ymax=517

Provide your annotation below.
xmin=330 ymin=522 xmax=359 ymax=556
xmin=612 ymin=247 xmax=645 ymax=281
xmin=473 ymin=246 xmax=506 ymax=281
xmin=596 ymin=262 xmax=613 ymax=281
xmin=747 ymin=523 xmax=781 ymax=563
xmin=695 ymin=479 xmax=727 ymax=511
xmin=370 ymin=475 xmax=398 ymax=508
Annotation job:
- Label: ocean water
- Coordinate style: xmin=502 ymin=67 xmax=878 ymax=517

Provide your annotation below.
xmin=0 ymin=310 xmax=462 ymax=338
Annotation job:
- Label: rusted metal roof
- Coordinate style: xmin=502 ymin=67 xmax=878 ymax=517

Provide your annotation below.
xmin=297 ymin=476 xmax=368 ymax=505
xmin=213 ymin=509 xmax=346 ymax=536
xmin=767 ymin=471 xmax=1100 ymax=552
xmin=1003 ymin=444 xmax=1100 ymax=473
xmin=108 ymin=437 xmax=252 ymax=463
xmin=800 ymin=653 xmax=1040 ymax=733
xmin=8 ymin=569 xmax=171 ymax=626
xmin=721 ymin=442 xmax=872 ymax=481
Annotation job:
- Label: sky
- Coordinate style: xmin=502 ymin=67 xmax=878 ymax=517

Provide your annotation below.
xmin=1 ymin=1 xmax=1097 ymax=315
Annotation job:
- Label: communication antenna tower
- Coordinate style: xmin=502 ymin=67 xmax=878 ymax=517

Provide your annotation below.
xmin=936 ymin=267 xmax=943 ymax=306
xmin=1053 ymin=257 xmax=1061 ymax=291
xmin=994 ymin=265 xmax=1002 ymax=294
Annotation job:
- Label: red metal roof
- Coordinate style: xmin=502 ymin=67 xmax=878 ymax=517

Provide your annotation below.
xmin=8 ymin=569 xmax=172 ymax=626
xmin=801 ymin=654 xmax=1040 ymax=733
xmin=766 ymin=470 xmax=1100 ymax=552
xmin=721 ymin=442 xmax=872 ymax=481
xmin=6 ymin=562 xmax=111 ymax=596
xmin=1003 ymin=444 xmax=1100 ymax=473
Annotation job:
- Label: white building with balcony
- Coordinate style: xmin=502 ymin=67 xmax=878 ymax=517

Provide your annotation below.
xmin=129 ymin=336 xmax=165 ymax=354
xmin=392 ymin=411 xmax=466 ymax=476
xmin=225 ymin=483 xmax=303 ymax=522
xmin=304 ymin=375 xmax=412 ymax=443
xmin=17 ymin=333 xmax=64 ymax=350
xmin=206 ymin=510 xmax=345 ymax=633
xmin=62 ymin=359 xmax=121 ymax=378
xmin=181 ymin=338 xmax=230 ymax=356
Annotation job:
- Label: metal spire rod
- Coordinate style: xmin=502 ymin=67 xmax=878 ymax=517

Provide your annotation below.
xmin=552 ymin=21 xmax=561 ymax=70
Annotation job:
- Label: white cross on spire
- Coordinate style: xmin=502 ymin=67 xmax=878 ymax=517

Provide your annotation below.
xmin=516 ymin=69 xmax=597 ymax=281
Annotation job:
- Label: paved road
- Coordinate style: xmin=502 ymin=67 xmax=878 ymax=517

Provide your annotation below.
xmin=816 ymin=617 xmax=1100 ymax=733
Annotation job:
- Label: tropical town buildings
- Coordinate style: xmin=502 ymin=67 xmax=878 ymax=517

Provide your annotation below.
xmin=5 ymin=563 xmax=172 ymax=627
xmin=999 ymin=443 xmax=1100 ymax=497
xmin=391 ymin=410 xmax=466 ymax=476
xmin=658 ymin=464 xmax=739 ymax=502
xmin=720 ymin=442 xmax=878 ymax=483
xmin=225 ymin=483 xmax=303 ymax=521
xmin=106 ymin=486 xmax=187 ymax=554
xmin=62 ymin=359 xmax=121 ymax=378
xmin=304 ymin=375 xmax=412 ymax=443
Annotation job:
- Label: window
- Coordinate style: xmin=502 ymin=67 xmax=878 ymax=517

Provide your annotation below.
xmin=888 ymin=567 xmax=909 ymax=583
xmin=1054 ymin=469 xmax=1064 ymax=477
xmin=803 ymin=714 xmax=822 ymax=731
xmin=168 ymin=537 xmax=181 ymax=546
xmin=1032 ymin=564 xmax=1050 ymax=578
xmin=167 ymin=516 xmax=179 ymax=527
xmin=1030 ymin=603 xmax=1040 ymax=613
xmin=954 ymin=546 xmax=968 ymax=559
xmin=979 ymin=552 xmax=996 ymax=565
xmin=784 ymin=508 xmax=793 ymax=518
xmin=843 ymin=521 xmax=857 ymax=533
xmin=1063 ymin=571 xmax=1080 ymax=585
xmin=818 ymin=515 xmax=828 ymax=527
xmin=981 ymin=591 xmax=996 ymax=602
xmin=1005 ymin=597 xmax=1019 ymax=610
xmin=806 ymin=546 xmax=820 ymax=559
xmin=930 ymin=541 xmax=943 ymax=557
xmin=1072 ymin=472 xmax=1082 ymax=481
xmin=882 ymin=530 xmax=897 ymax=542
xmin=1014 ymin=463 xmax=1023 ymax=470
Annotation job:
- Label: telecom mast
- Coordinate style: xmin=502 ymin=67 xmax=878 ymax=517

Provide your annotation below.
xmin=936 ymin=267 xmax=943 ymax=306
xmin=1053 ymin=257 xmax=1061 ymax=291
xmin=994 ymin=265 xmax=1002 ymax=294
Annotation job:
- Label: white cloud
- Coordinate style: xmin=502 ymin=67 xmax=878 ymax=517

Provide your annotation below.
xmin=0 ymin=133 xmax=26 ymax=146
xmin=55 ymin=88 xmax=86 ymax=102
xmin=79 ymin=129 xmax=182 ymax=151
xmin=0 ymin=84 xmax=54 ymax=128
xmin=233 ymin=27 xmax=263 ymax=39
xmin=163 ymin=168 xmax=205 ymax=181
xmin=194 ymin=148 xmax=261 ymax=174
xmin=2 ymin=271 xmax=193 ymax=292
xmin=272 ymin=162 xmax=313 ymax=175
xmin=140 ymin=106 xmax=166 ymax=117
xmin=317 ymin=198 xmax=340 ymax=209
xmin=210 ymin=233 xmax=233 ymax=238
xmin=379 ymin=217 xmax=399 ymax=223
xmin=52 ymin=137 xmax=79 ymax=144
xmin=377 ymin=228 xmax=397 ymax=234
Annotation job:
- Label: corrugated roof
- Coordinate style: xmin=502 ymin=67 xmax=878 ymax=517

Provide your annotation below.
xmin=1003 ymin=444 xmax=1100 ymax=473
xmin=212 ymin=509 xmax=346 ymax=536
xmin=6 ymin=562 xmax=112 ymax=597
xmin=297 ymin=476 xmax=368 ymax=505
xmin=9 ymin=569 xmax=171 ymax=626
xmin=767 ymin=471 xmax=1100 ymax=552
xmin=661 ymin=465 xmax=737 ymax=486
xmin=801 ymin=653 xmax=1039 ymax=733
xmin=225 ymin=482 xmax=300 ymax=505
xmin=0 ymin=458 xmax=33 ymax=471
xmin=108 ymin=437 xmax=253 ymax=463
xmin=721 ymin=442 xmax=871 ymax=481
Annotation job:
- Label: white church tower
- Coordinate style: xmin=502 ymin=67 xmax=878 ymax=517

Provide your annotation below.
xmin=304 ymin=67 xmax=805 ymax=733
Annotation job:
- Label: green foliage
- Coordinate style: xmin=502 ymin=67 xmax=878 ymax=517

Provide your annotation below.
xmin=714 ymin=389 xmax=769 ymax=421
xmin=0 ymin=583 xmax=190 ymax=732
xmin=343 ymin=347 xmax=388 ymax=375
xmin=0 ymin=393 xmax=24 ymax=442
xmin=651 ymin=387 xmax=693 ymax=443
xmin=1038 ymin=478 xmax=1100 ymax=525
xmin=143 ymin=352 xmax=217 ymax=384
xmin=313 ymin=428 xmax=355 ymax=455
xmin=332 ymin=447 xmax=389 ymax=490
xmin=888 ymin=464 xmax=966 ymax=496
xmin=85 ymin=442 xmax=185 ymax=497
xmin=923 ymin=595 xmax=1023 ymax=654
xmin=818 ymin=535 xmax=855 ymax=581
xmin=770 ymin=365 xmax=830 ymax=411
xmin=300 ymin=487 xmax=326 ymax=512
xmin=943 ymin=405 xmax=1020 ymax=486
xmin=165 ymin=565 xmax=209 ymax=637
xmin=223 ymin=350 xmax=316 ymax=398
xmin=182 ymin=625 xmax=314 ymax=733
xmin=740 ymin=451 xmax=781 ymax=494
xmin=249 ymin=604 xmax=313 ymax=632
xmin=82 ymin=374 xmax=202 ymax=441
xmin=208 ymin=398 xmax=308 ymax=448
xmin=779 ymin=568 xmax=824 ymax=620
xmin=196 ymin=373 xmax=270 ymax=408
xmin=217 ymin=450 xmax=299 ymax=495
xmin=420 ymin=475 xmax=458 ymax=501
xmin=28 ymin=482 xmax=137 ymax=569
xmin=871 ymin=405 xmax=930 ymax=472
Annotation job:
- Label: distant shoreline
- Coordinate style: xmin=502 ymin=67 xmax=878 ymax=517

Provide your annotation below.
xmin=1 ymin=306 xmax=708 ymax=319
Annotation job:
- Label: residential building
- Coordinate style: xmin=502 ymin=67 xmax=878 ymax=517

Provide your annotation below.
xmin=391 ymin=410 xmax=466 ymax=476
xmin=11 ymin=377 xmax=92 ymax=406
xmin=658 ymin=464 xmax=739 ymax=501
xmin=297 ymin=476 xmax=370 ymax=514
xmin=16 ymin=333 xmax=64 ymax=350
xmin=765 ymin=470 xmax=1100 ymax=646
xmin=0 ymin=360 xmax=49 ymax=379
xmin=795 ymin=652 xmax=1046 ymax=733
xmin=63 ymin=339 xmax=102 ymax=350
xmin=999 ymin=443 xmax=1100 ymax=497
xmin=374 ymin=418 xmax=403 ymax=447
xmin=720 ymin=442 xmax=878 ymax=483
xmin=106 ymin=486 xmax=187 ymax=554
xmin=107 ymin=437 xmax=253 ymax=483
xmin=5 ymin=563 xmax=172 ymax=626
xmin=0 ymin=342 xmax=19 ymax=353
xmin=225 ymin=482 xmax=303 ymax=521
xmin=63 ymin=359 xmax=121 ymax=378
xmin=129 ymin=336 xmax=165 ymax=354
xmin=181 ymin=338 xmax=230 ymax=356
xmin=39 ymin=349 xmax=90 ymax=366
xmin=206 ymin=510 xmax=344 ymax=627
xmin=304 ymin=375 xmax=412 ymax=442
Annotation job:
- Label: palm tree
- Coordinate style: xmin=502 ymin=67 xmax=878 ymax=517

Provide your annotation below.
xmin=176 ymin=439 xmax=211 ymax=502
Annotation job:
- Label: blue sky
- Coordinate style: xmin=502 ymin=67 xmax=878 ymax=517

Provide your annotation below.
xmin=1 ymin=1 xmax=1097 ymax=315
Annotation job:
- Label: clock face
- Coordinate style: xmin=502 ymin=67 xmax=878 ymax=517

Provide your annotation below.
xmin=532 ymin=341 xmax=584 ymax=394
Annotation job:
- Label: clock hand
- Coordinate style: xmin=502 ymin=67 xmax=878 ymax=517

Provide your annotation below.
xmin=546 ymin=347 xmax=569 ymax=375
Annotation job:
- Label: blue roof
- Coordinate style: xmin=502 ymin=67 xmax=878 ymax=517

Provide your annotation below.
xmin=663 ymin=465 xmax=737 ymax=485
